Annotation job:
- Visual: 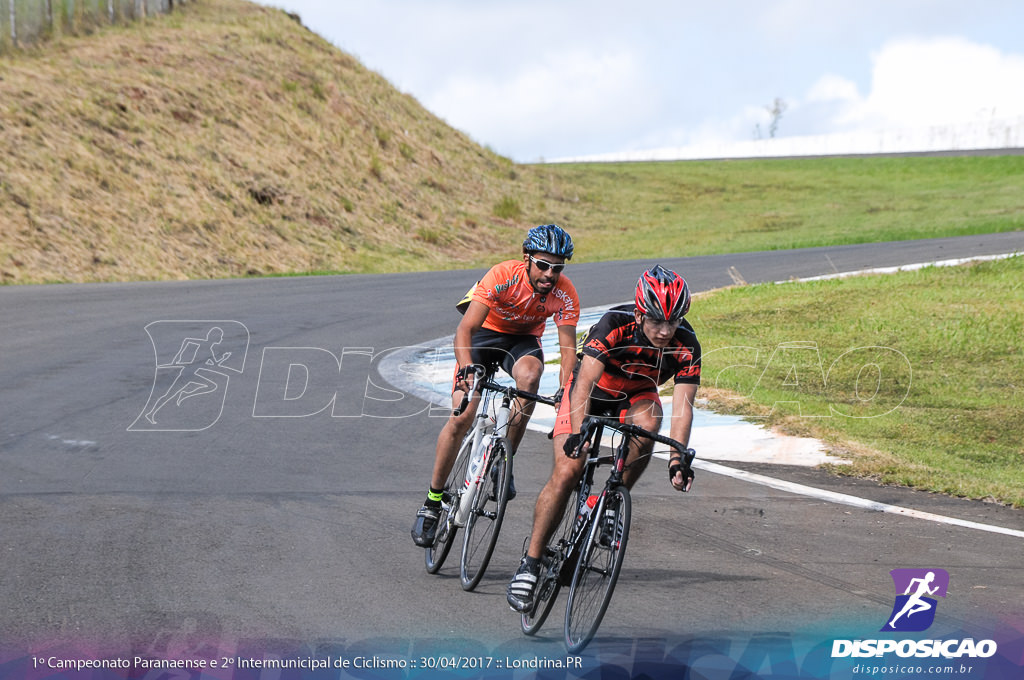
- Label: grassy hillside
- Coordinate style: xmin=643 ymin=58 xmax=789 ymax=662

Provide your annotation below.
xmin=0 ymin=0 xmax=582 ymax=283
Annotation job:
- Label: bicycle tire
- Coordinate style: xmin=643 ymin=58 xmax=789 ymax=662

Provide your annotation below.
xmin=564 ymin=485 xmax=631 ymax=653
xmin=425 ymin=428 xmax=475 ymax=573
xmin=521 ymin=575 xmax=561 ymax=635
xmin=459 ymin=438 xmax=512 ymax=590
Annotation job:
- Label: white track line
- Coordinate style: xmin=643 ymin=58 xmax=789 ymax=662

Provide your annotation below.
xmin=775 ymin=252 xmax=1020 ymax=284
xmin=648 ymin=453 xmax=1024 ymax=539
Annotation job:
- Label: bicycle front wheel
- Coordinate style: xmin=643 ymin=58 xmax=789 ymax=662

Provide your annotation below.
xmin=564 ymin=485 xmax=631 ymax=653
xmin=460 ymin=438 xmax=512 ymax=590
xmin=425 ymin=429 xmax=475 ymax=573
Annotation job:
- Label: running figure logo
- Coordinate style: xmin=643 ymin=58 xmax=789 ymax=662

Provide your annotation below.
xmin=129 ymin=321 xmax=249 ymax=431
xmin=881 ymin=568 xmax=949 ymax=632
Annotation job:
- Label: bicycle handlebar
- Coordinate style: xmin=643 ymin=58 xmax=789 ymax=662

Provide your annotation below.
xmin=579 ymin=415 xmax=696 ymax=467
xmin=453 ymin=376 xmax=558 ymax=416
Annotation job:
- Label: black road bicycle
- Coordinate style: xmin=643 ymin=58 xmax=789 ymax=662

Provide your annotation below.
xmin=519 ymin=414 xmax=696 ymax=652
xmin=425 ymin=363 xmax=557 ymax=591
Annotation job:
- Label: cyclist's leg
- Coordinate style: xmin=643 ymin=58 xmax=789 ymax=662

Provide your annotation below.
xmin=428 ymin=391 xmax=479 ymax=489
xmin=527 ymin=432 xmax=587 ymax=559
xmin=506 ymin=337 xmax=544 ymax=455
xmin=412 ymin=361 xmax=482 ymax=547
xmin=620 ymin=396 xmax=663 ymax=489
xmin=508 ymin=358 xmax=542 ymax=454
xmin=508 ymin=433 xmax=584 ymax=611
xmin=507 ymin=388 xmax=585 ymax=612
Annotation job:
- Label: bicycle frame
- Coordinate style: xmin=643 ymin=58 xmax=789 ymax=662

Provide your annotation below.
xmin=452 ymin=379 xmax=512 ymax=527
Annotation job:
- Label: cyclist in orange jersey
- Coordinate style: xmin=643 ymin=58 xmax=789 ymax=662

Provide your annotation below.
xmin=412 ymin=225 xmax=580 ymax=547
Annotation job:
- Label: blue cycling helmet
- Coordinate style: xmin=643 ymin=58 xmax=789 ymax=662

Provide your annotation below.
xmin=522 ymin=224 xmax=574 ymax=260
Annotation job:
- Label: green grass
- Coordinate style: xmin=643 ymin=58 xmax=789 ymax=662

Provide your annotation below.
xmin=689 ymin=256 xmax=1024 ymax=507
xmin=545 ymin=156 xmax=1024 ymax=263
xmin=493 ymin=195 xmax=523 ymax=220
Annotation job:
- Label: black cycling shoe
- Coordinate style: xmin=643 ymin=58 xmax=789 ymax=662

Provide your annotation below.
xmin=411 ymin=505 xmax=440 ymax=547
xmin=506 ymin=559 xmax=539 ymax=612
xmin=507 ymin=472 xmax=517 ymax=501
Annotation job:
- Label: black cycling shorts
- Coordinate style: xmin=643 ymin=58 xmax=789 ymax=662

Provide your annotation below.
xmin=466 ymin=328 xmax=544 ymax=377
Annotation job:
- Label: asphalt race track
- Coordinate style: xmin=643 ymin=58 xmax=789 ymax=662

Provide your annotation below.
xmin=2 ymin=232 xmax=1023 ymax=674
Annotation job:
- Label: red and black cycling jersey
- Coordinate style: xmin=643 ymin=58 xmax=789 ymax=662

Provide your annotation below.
xmin=580 ymin=304 xmax=701 ymax=399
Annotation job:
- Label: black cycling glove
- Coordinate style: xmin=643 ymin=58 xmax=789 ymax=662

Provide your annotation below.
xmin=563 ymin=432 xmax=584 ymax=458
xmin=456 ymin=363 xmax=484 ymax=383
xmin=669 ymin=450 xmax=696 ymax=489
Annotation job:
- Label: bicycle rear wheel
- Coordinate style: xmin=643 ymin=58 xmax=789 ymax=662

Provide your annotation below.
xmin=425 ymin=429 xmax=475 ymax=573
xmin=563 ymin=485 xmax=631 ymax=653
xmin=521 ymin=485 xmax=579 ymax=635
xmin=521 ymin=572 xmax=560 ymax=635
xmin=460 ymin=438 xmax=511 ymax=590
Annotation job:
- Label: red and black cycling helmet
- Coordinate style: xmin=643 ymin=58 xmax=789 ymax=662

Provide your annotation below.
xmin=635 ymin=265 xmax=690 ymax=321
xmin=522 ymin=224 xmax=574 ymax=259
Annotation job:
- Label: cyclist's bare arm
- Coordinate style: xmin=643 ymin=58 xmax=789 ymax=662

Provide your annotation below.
xmin=556 ymin=324 xmax=578 ymax=387
xmin=668 ymin=382 xmax=697 ymax=448
xmin=454 ymin=300 xmax=490 ymax=394
xmin=668 ymin=382 xmax=698 ymax=491
xmin=569 ymin=355 xmax=605 ymax=438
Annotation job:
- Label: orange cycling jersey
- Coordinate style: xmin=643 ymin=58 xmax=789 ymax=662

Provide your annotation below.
xmin=472 ymin=260 xmax=579 ymax=336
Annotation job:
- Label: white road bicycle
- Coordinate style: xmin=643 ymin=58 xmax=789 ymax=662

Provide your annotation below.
xmin=424 ymin=363 xmax=557 ymax=591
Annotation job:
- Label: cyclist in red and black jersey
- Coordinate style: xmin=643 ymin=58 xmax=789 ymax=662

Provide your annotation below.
xmin=507 ymin=264 xmax=700 ymax=612
xmin=576 ymin=303 xmax=701 ymax=404
xmin=412 ymin=225 xmax=580 ymax=548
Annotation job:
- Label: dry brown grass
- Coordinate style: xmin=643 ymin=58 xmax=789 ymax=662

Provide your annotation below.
xmin=0 ymin=0 xmax=585 ymax=283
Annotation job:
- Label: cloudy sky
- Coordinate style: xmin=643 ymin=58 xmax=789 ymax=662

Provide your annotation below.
xmin=257 ymin=1 xmax=1024 ymax=162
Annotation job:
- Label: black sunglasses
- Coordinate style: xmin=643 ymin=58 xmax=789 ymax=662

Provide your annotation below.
xmin=529 ymin=255 xmax=566 ymax=273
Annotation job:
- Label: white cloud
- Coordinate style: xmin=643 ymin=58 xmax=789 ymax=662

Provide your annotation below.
xmin=806 ymin=75 xmax=861 ymax=105
xmin=832 ymin=37 xmax=1024 ymax=130
xmin=259 ymin=1 xmax=1024 ymax=157
xmin=622 ymin=35 xmax=1024 ymax=155
xmin=425 ymin=49 xmax=651 ymax=160
xmin=622 ymin=102 xmax=781 ymax=152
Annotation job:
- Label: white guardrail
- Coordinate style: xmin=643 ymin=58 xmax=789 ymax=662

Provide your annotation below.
xmin=548 ymin=116 xmax=1024 ymax=163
